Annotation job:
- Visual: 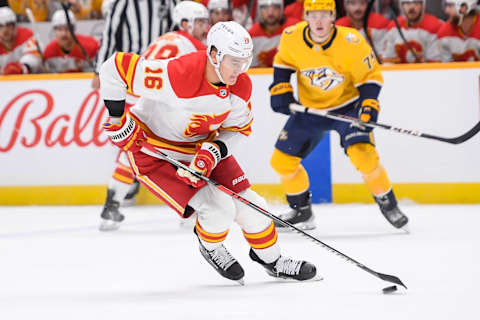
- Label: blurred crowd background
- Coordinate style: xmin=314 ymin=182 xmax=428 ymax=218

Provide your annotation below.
xmin=0 ymin=0 xmax=479 ymax=77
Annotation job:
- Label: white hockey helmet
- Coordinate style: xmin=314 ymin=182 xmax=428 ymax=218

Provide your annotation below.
xmin=208 ymin=0 xmax=230 ymax=11
xmin=207 ymin=21 xmax=253 ymax=82
xmin=0 ymin=6 xmax=16 ymax=25
xmin=454 ymin=0 xmax=477 ymax=15
xmin=101 ymin=0 xmax=116 ymax=18
xmin=172 ymin=1 xmax=209 ymax=34
xmin=258 ymin=0 xmax=284 ymax=8
xmin=52 ymin=9 xmax=76 ymax=28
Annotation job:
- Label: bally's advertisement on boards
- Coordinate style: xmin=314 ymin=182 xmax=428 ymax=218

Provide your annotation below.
xmin=1 ymin=63 xmax=480 ymax=205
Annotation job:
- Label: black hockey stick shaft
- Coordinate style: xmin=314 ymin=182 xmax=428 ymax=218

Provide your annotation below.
xmin=363 ymin=0 xmax=382 ymax=64
xmin=139 ymin=141 xmax=407 ymax=289
xmin=290 ymin=103 xmax=480 ymax=145
xmin=60 ymin=2 xmax=95 ymax=69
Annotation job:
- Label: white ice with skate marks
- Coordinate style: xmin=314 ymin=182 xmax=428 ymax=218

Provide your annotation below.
xmin=0 ymin=203 xmax=478 ymax=320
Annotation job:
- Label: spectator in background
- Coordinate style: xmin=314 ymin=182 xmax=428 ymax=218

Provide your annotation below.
xmin=92 ymin=0 xmax=178 ymax=90
xmin=249 ymin=0 xmax=298 ymax=67
xmin=7 ymin=0 xmax=50 ymax=21
xmin=43 ymin=9 xmax=99 ymax=72
xmin=443 ymin=0 xmax=458 ymax=21
xmin=208 ymin=0 xmax=233 ymax=25
xmin=0 ymin=6 xmax=42 ymax=74
xmin=230 ymin=0 xmax=254 ymax=28
xmin=376 ymin=0 xmax=396 ymax=20
xmin=383 ymin=0 xmax=443 ymax=63
xmin=336 ymin=0 xmax=390 ymax=58
xmin=66 ymin=0 xmax=103 ymax=19
xmin=438 ymin=0 xmax=479 ymax=62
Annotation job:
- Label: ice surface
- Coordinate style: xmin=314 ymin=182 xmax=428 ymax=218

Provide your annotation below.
xmin=0 ymin=203 xmax=478 ymax=320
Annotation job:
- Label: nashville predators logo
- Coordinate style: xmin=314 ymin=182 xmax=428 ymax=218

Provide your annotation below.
xmin=301 ymin=67 xmax=344 ymax=91
xmin=345 ymin=32 xmax=360 ymax=44
xmin=184 ymin=111 xmax=230 ymax=137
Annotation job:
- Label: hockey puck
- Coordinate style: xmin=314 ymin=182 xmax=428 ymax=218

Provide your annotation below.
xmin=382 ymin=285 xmax=398 ymax=294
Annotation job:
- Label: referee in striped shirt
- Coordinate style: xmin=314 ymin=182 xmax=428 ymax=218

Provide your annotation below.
xmin=92 ymin=0 xmax=178 ymax=89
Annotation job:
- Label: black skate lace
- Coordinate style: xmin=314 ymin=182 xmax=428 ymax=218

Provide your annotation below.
xmin=210 ymin=246 xmax=236 ymax=270
xmin=274 ymin=257 xmax=302 ymax=276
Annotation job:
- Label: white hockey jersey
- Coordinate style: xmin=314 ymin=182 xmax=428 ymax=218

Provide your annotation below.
xmin=248 ymin=17 xmax=299 ymax=68
xmin=43 ymin=34 xmax=99 ymax=73
xmin=143 ymin=30 xmax=206 ymax=60
xmin=99 ymin=51 xmax=253 ymax=162
xmin=125 ymin=30 xmax=206 ymax=105
xmin=437 ymin=15 xmax=480 ymax=62
xmin=0 ymin=26 xmax=42 ymax=73
xmin=383 ymin=14 xmax=444 ymax=63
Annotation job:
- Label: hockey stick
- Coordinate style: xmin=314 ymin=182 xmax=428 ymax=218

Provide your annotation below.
xmin=139 ymin=141 xmax=407 ymax=289
xmin=290 ymin=103 xmax=480 ymax=145
xmin=389 ymin=1 xmax=422 ymax=63
xmin=25 ymin=8 xmax=46 ymax=69
xmin=241 ymin=0 xmax=255 ymax=28
xmin=60 ymin=2 xmax=95 ymax=69
xmin=363 ymin=0 xmax=382 ymax=64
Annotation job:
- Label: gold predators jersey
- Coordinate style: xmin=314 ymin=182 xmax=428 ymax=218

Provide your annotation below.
xmin=274 ymin=21 xmax=383 ymax=110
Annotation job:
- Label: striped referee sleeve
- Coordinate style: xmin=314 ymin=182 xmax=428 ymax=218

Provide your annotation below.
xmin=95 ymin=0 xmax=178 ymax=73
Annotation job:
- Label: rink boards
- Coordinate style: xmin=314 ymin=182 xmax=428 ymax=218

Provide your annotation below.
xmin=1 ymin=62 xmax=479 ymax=205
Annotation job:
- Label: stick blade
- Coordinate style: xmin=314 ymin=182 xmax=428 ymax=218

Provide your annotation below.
xmin=377 ymin=272 xmax=407 ymax=289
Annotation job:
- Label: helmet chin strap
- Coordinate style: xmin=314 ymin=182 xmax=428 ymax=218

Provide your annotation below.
xmin=207 ymin=52 xmax=226 ymax=84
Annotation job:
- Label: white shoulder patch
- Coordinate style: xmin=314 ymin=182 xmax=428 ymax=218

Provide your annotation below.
xmin=345 ymin=32 xmax=361 ymax=44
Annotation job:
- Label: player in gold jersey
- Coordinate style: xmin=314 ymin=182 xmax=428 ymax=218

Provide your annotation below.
xmin=269 ymin=0 xmax=409 ymax=231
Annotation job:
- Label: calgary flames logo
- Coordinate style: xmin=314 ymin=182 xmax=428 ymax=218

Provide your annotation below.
xmin=184 ymin=111 xmax=230 ymax=137
xmin=301 ymin=67 xmax=344 ymax=91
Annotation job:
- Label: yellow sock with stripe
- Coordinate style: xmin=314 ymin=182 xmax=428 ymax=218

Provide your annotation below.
xmin=195 ymin=220 xmax=229 ymax=251
xmin=244 ymin=222 xmax=280 ymax=264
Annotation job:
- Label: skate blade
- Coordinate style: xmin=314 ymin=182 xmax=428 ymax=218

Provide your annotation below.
xmin=273 ymin=274 xmax=324 ymax=283
xmin=401 ymin=223 xmax=410 ymax=234
xmin=236 ymin=278 xmax=245 ymax=286
xmin=99 ymin=219 xmax=121 ymax=231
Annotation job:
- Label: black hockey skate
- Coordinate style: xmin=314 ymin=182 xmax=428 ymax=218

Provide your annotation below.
xmin=375 ymin=189 xmax=409 ymax=232
xmin=195 ymin=229 xmax=245 ymax=285
xmin=99 ymin=189 xmax=125 ymax=231
xmin=122 ymin=179 xmax=140 ymax=207
xmin=249 ymin=249 xmax=320 ymax=281
xmin=275 ymin=191 xmax=316 ymax=231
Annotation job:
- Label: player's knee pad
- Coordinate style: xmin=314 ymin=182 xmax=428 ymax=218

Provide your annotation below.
xmin=346 ymin=143 xmax=379 ymax=174
xmin=234 ymin=189 xmax=271 ymax=232
xmin=190 ymin=185 xmax=236 ymax=233
xmin=270 ymin=148 xmax=302 ymax=179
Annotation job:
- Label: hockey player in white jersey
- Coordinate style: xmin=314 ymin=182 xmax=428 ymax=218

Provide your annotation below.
xmin=99 ymin=1 xmax=210 ymax=231
xmin=99 ymin=21 xmax=318 ymax=283
xmin=382 ymin=0 xmax=444 ymax=63
xmin=437 ymin=0 xmax=480 ymax=62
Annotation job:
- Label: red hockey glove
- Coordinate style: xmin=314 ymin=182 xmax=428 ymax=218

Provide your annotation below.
xmin=103 ymin=113 xmax=146 ymax=153
xmin=176 ymin=142 xmax=221 ymax=188
xmin=2 ymin=62 xmax=29 ymax=75
xmin=358 ymin=99 xmax=380 ymax=132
